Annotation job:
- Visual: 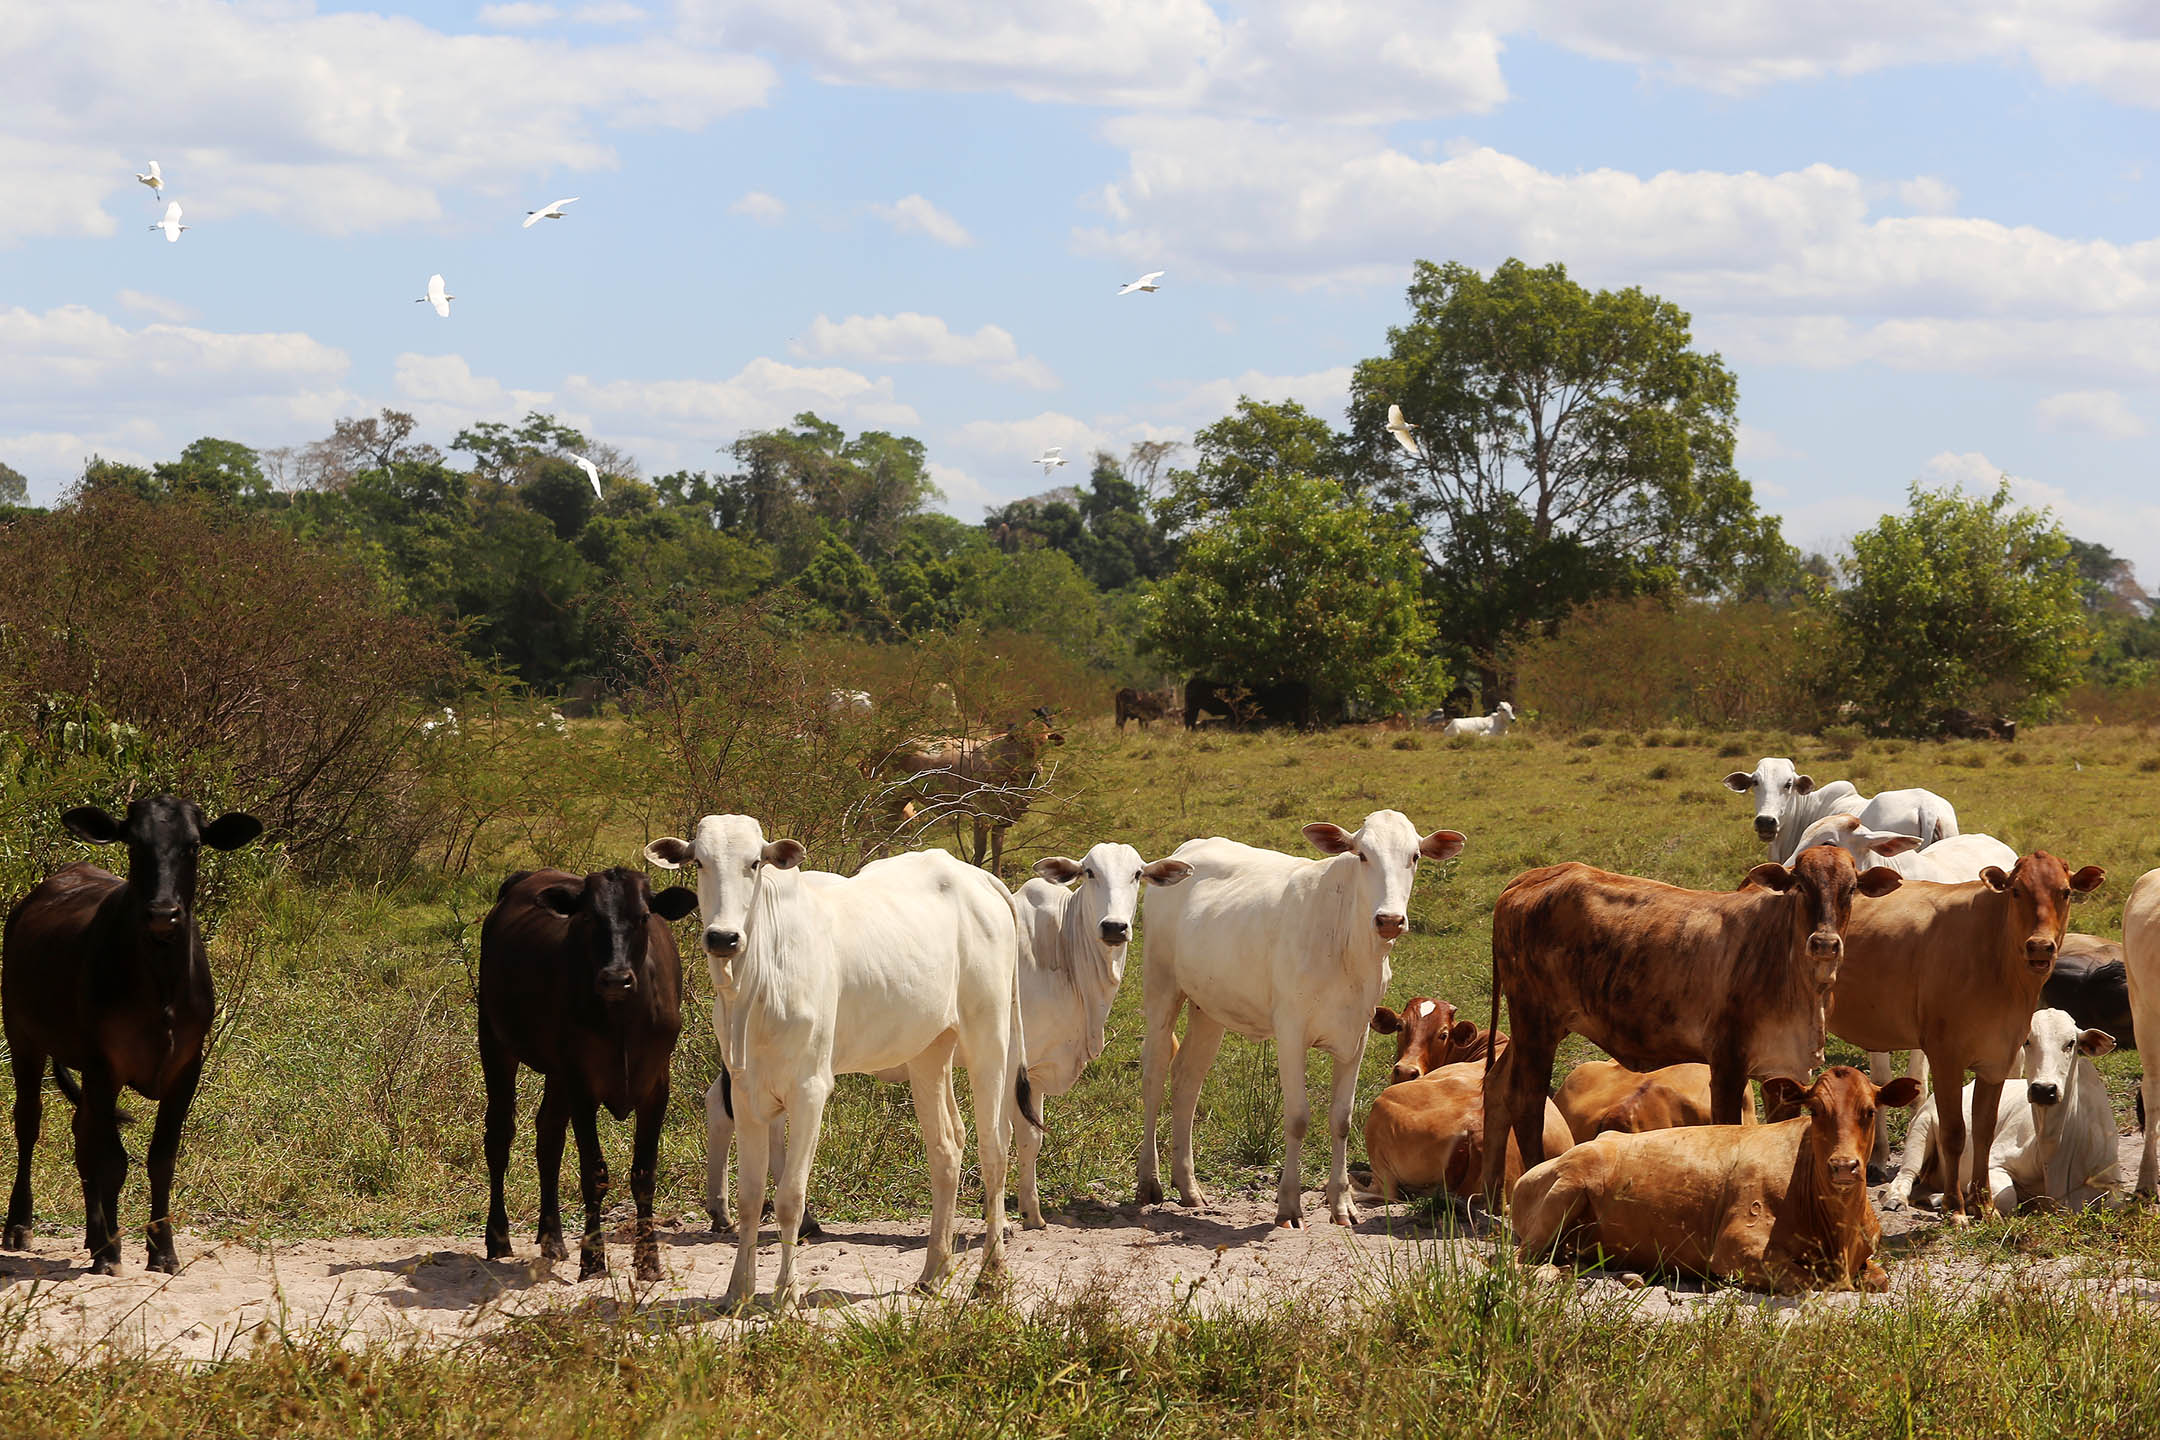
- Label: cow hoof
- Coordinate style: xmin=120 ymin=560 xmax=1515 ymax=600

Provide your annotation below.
xmin=1330 ymin=1213 xmax=1355 ymax=1229
xmin=708 ymin=1211 xmax=735 ymax=1237
xmin=578 ymin=1254 xmax=606 ymax=1281
xmin=634 ymin=1255 xmax=663 ymax=1283
xmin=1275 ymin=1215 xmax=1304 ymax=1230
xmin=1947 ymin=1212 xmax=1973 ymax=1228
xmin=539 ymin=1236 xmax=569 ymax=1262
xmin=1866 ymin=1162 xmax=1893 ymax=1186
xmin=2 ymin=1224 xmax=28 ymax=1249
xmin=1135 ymin=1178 xmax=1163 ymax=1206
xmin=971 ymin=1264 xmax=1011 ymax=1300
xmin=89 ymin=1256 xmax=119 ymax=1277
xmin=486 ymin=1237 xmax=512 ymax=1260
xmin=1020 ymin=1214 xmax=1047 ymax=1232
xmin=797 ymin=1213 xmax=824 ymax=1241
xmin=146 ymin=1252 xmax=178 ymax=1276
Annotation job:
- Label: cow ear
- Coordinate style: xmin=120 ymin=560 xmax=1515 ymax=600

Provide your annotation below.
xmin=1980 ymin=866 xmax=2012 ymax=892
xmin=1723 ymin=771 xmax=1755 ymax=792
xmin=1142 ymin=858 xmax=1195 ymax=887
xmin=1743 ymin=862 xmax=1795 ymax=893
xmin=1033 ymin=856 xmax=1083 ymax=884
xmin=61 ymin=806 xmax=123 ymax=844
xmin=650 ymin=886 xmax=701 ymax=922
xmin=202 ymin=813 xmax=264 ymax=852
xmin=644 ymin=836 xmax=695 ymax=870
xmin=1303 ymin=823 xmax=1356 ymax=855
xmin=1878 ymin=1076 xmax=1923 ymax=1110
xmin=537 ymin=884 xmax=583 ymax=917
xmin=1856 ymin=866 xmax=1904 ymax=898
xmin=2078 ymin=1028 xmax=2118 ymax=1057
xmin=1419 ymin=829 xmax=1467 ymax=862
xmin=761 ymin=839 xmax=806 ymax=870
xmin=1370 ymin=1006 xmax=1402 ymax=1035
xmin=1792 ymin=774 xmax=1817 ymax=795
xmin=2070 ymin=865 xmax=2106 ymax=894
xmin=1761 ymin=1076 xmax=1808 ymax=1113
xmin=1859 ymin=831 xmax=1921 ymax=857
xmin=1449 ymin=1019 xmax=1481 ymax=1047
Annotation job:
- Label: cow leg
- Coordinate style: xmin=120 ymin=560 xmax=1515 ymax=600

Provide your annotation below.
xmin=1477 ymin=1045 xmax=1517 ymax=1208
xmin=1866 ymin=1052 xmax=1896 ymax=1175
xmin=1322 ymin=1047 xmax=1360 ymax=1227
xmin=630 ymin=1074 xmax=667 ymax=1281
xmin=1965 ymin=1075 xmax=2006 ymax=1220
xmin=143 ymin=1054 xmax=202 ymax=1274
xmin=724 ymin=1089 xmax=773 ymax=1310
xmin=966 ymin=1040 xmax=1013 ymax=1288
xmin=988 ymin=822 xmax=1006 ymax=880
xmin=907 ymin=1053 xmax=964 ymax=1293
xmin=534 ymin=1076 xmax=570 ymax=1262
xmin=704 ymin=1068 xmax=735 ymax=1234
xmin=769 ymin=1079 xmax=830 ymax=1312
xmin=1506 ymin=1032 xmax=1562 ymax=1181
xmin=1169 ymin=1010 xmax=1228 ymax=1210
xmin=1708 ymin=1054 xmax=1750 ymax=1126
xmin=569 ymin=1093 xmax=611 ymax=1280
xmin=71 ymin=1068 xmax=126 ymax=1275
xmin=4 ymin=1049 xmax=44 ymax=1249
xmin=1135 ymin=987 xmax=1185 ymax=1205
xmin=1928 ymin=1055 xmax=1973 ymax=1224
xmin=1015 ymin=1093 xmax=1047 ymax=1229
xmin=481 ymin=1026 xmax=519 ymax=1260
xmin=1269 ymin=1023 xmax=1315 ymax=1228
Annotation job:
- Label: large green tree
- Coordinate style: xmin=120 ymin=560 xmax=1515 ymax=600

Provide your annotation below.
xmin=0 ymin=460 xmax=27 ymax=507
xmin=1347 ymin=258 xmax=1793 ymax=696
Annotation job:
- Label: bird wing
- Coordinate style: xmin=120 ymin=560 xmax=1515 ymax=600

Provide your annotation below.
xmin=165 ymin=202 xmax=182 ymax=222
xmin=573 ymin=456 xmax=603 ymax=498
xmin=522 ymin=212 xmax=542 ymax=228
xmin=1044 ymin=446 xmax=1061 ymax=456
xmin=554 ymin=198 xmax=579 ymax=209
xmin=428 ymin=274 xmax=446 ymax=301
xmin=1139 ymin=271 xmax=1164 ymax=287
xmin=1391 ymin=429 xmax=1422 ymax=457
xmin=431 ymin=297 xmax=450 ymax=317
xmin=1388 ymin=403 xmax=1406 ymax=426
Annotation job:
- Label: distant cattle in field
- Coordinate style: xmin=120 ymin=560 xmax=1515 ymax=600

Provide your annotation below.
xmin=1365 ymin=1061 xmax=1571 ymax=1203
xmin=827 ymin=689 xmax=872 ymax=717
xmin=1442 ymin=702 xmax=1516 ymax=738
xmin=1182 ymin=678 xmax=1314 ymax=730
xmin=1513 ymin=1066 xmax=1922 ymax=1293
xmin=479 ymin=867 xmax=699 ymax=1279
xmin=1370 ymin=997 xmax=1496 ymax=1085
xmin=1938 ymin=708 xmax=2017 ymax=742
xmin=1723 ymin=756 xmax=1960 ymax=864
xmin=1114 ymin=687 xmax=1178 ymax=730
xmin=879 ymin=716 xmax=1065 ymax=874
xmin=4 ymin=797 xmax=262 ymax=1274
xmin=1795 ymin=816 xmax=2016 ymax=883
xmin=1553 ymin=1061 xmax=1757 ymax=1145
xmin=2043 ymin=934 xmax=2134 ymax=1052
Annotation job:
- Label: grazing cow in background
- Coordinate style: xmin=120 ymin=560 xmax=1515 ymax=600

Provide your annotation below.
xmin=1181 ymin=678 xmax=1314 ymax=729
xmin=1939 ymin=708 xmax=2017 ymax=742
xmin=880 ymin=716 xmax=1065 ymax=874
xmin=1007 ymin=845 xmax=1192 ymax=1227
xmin=826 ymin=689 xmax=872 ymax=717
xmin=644 ymin=818 xmax=1036 ymax=1309
xmin=2121 ymin=870 xmax=2160 ymax=1196
xmin=1364 ymin=1062 xmax=1572 ymax=1203
xmin=3 ymin=798 xmax=262 ymax=1274
xmin=1370 ymin=997 xmax=1496 ymax=1084
xmin=1514 ymin=1067 xmax=1922 ymax=1293
xmin=1442 ymin=701 xmax=1516 ymax=739
xmin=2044 ymin=934 xmax=2135 ymax=1051
xmin=1137 ymin=812 xmax=1466 ymax=1227
xmin=1113 ymin=687 xmax=1178 ymax=731
xmin=478 ymin=868 xmax=698 ymax=1280
xmin=1828 ymin=851 xmax=2104 ymax=1221
xmin=1478 ymin=845 xmax=1902 ymax=1206
xmin=1552 ymin=1061 xmax=1757 ymax=1145
xmin=1723 ymin=757 xmax=1960 ymax=863
xmin=1884 ymin=1008 xmax=2121 ymax=1215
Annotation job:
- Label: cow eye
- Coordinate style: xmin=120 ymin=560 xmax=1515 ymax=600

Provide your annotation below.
xmin=1084 ymin=868 xmax=1095 ymax=879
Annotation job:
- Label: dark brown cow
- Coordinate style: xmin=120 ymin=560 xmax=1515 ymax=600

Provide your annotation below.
xmin=479 ymin=867 xmax=699 ymax=1279
xmin=1113 ymin=686 xmax=1177 ymax=730
xmin=1552 ymin=1060 xmax=1759 ymax=1145
xmin=1478 ymin=845 xmax=1903 ymax=1205
xmin=1370 ymin=996 xmax=1497 ymax=1084
xmin=1827 ymin=851 xmax=2105 ymax=1222
xmin=3 ymin=797 xmax=262 ymax=1274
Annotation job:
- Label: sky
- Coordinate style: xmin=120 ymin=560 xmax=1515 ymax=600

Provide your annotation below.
xmin=6 ymin=0 xmax=2160 ymax=577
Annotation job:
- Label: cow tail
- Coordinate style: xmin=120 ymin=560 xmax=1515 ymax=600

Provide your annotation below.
xmin=51 ymin=1063 xmax=134 ymax=1125
xmin=1005 ymin=887 xmax=1044 ymax=1132
xmin=1485 ymin=897 xmax=1507 ymax=1082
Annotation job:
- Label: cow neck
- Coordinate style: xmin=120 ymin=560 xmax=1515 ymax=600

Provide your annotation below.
xmin=1316 ymin=851 xmax=1391 ymax=990
xmin=1052 ymin=889 xmax=1121 ymax=1062
xmin=723 ymin=866 xmax=823 ymax=1071
xmin=1788 ymin=1119 xmax=1870 ymax=1281
xmin=120 ymin=887 xmax=194 ymax=1012
xmin=1730 ymin=886 xmax=1817 ymax=1016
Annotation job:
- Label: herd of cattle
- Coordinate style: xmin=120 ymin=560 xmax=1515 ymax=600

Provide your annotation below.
xmin=5 ymin=752 xmax=2160 ymax=1305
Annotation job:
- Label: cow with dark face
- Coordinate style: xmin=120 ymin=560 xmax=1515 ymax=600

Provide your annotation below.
xmin=3 ymin=796 xmax=262 ymax=1274
xmin=478 ymin=867 xmax=699 ymax=1280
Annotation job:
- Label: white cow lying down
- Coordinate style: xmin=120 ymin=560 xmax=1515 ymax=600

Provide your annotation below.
xmin=1882 ymin=1007 xmax=2122 ymax=1215
xmin=1724 ymin=756 xmax=1960 ymax=864
xmin=1442 ymin=701 xmax=1515 ymax=738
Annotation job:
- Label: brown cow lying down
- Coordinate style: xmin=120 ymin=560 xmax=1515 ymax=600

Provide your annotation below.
xmin=1365 ymin=1061 xmax=1572 ymax=1202
xmin=1553 ymin=1061 xmax=1760 ymax=1145
xmin=1513 ymin=1066 xmax=1921 ymax=1293
xmin=1370 ymin=995 xmax=1498 ymax=1084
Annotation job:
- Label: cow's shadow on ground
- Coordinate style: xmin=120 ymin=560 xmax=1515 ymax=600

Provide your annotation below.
xmin=0 ymin=1253 xmax=90 ymax=1285
xmin=324 ymin=1250 xmax=577 ymax=1310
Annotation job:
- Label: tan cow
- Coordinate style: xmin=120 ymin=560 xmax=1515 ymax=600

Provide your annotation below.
xmin=1365 ymin=1061 xmax=1572 ymax=1203
xmin=879 ymin=715 xmax=1064 ymax=874
xmin=1827 ymin=851 xmax=2105 ymax=1222
xmin=1478 ymin=845 xmax=1903 ymax=1205
xmin=1513 ymin=1066 xmax=1922 ymax=1293
xmin=1552 ymin=1061 xmax=1758 ymax=1145
xmin=1369 ymin=995 xmax=1497 ymax=1084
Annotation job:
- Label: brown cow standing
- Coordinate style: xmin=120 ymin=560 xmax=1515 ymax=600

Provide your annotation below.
xmin=1514 ymin=1067 xmax=1921 ymax=1292
xmin=1113 ymin=687 xmax=1177 ymax=730
xmin=3 ymin=797 xmax=262 ymax=1274
xmin=1366 ymin=1060 xmax=1570 ymax=1202
xmin=1370 ymin=996 xmax=1497 ymax=1084
xmin=1826 ymin=851 xmax=2105 ymax=1222
xmin=479 ymin=867 xmax=699 ymax=1279
xmin=1553 ymin=1061 xmax=1759 ymax=1145
xmin=880 ymin=715 xmax=1065 ymax=874
xmin=1478 ymin=845 xmax=1902 ymax=1206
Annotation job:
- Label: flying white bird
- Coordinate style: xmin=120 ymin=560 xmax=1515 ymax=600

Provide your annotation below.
xmin=136 ymin=161 xmax=164 ymax=197
xmin=1034 ymin=446 xmax=1068 ymax=475
xmin=1117 ymin=270 xmax=1164 ymax=295
xmin=415 ymin=273 xmax=454 ymax=318
xmin=1385 ymin=403 xmax=1423 ymax=459
xmin=149 ymin=201 xmax=186 ymax=243
xmin=523 ymin=197 xmax=579 ymax=228
xmin=571 ymin=454 xmax=603 ymax=500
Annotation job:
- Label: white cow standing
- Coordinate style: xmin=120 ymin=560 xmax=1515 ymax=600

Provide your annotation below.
xmin=1442 ymin=701 xmax=1515 ymax=738
xmin=1136 ymin=811 xmax=1466 ymax=1228
xmin=1882 ymin=1007 xmax=2122 ymax=1214
xmin=1723 ymin=756 xmax=1960 ymax=864
xmin=2121 ymin=869 xmax=2160 ymax=1196
xmin=644 ymin=817 xmax=1036 ymax=1309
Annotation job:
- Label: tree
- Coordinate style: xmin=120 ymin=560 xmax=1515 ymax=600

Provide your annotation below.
xmin=1142 ymin=473 xmax=1440 ymax=714
xmin=0 ymin=460 xmax=26 ymax=507
xmin=1833 ymin=480 xmax=2085 ymax=732
xmin=985 ymin=451 xmax=1174 ymax=589
xmin=1347 ymin=258 xmax=1792 ymax=695
xmin=719 ymin=414 xmax=939 ymax=569
xmin=1158 ymin=398 xmax=1346 ymax=535
xmin=153 ymin=437 xmax=268 ymax=504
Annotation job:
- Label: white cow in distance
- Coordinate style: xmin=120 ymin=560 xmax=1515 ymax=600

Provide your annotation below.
xmin=1137 ymin=811 xmax=1467 ymax=1228
xmin=826 ymin=689 xmax=872 ymax=717
xmin=1883 ymin=1007 xmax=2122 ymax=1214
xmin=1795 ymin=815 xmax=2017 ymax=882
xmin=1443 ymin=701 xmax=1516 ymax=738
xmin=643 ymin=818 xmax=1036 ymax=1310
xmin=1723 ymin=756 xmax=1960 ymax=863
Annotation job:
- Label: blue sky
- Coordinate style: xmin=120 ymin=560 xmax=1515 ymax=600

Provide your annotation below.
xmin=6 ymin=1 xmax=2160 ymax=576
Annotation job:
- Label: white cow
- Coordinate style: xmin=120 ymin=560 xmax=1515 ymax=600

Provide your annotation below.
xmin=1883 ymin=1007 xmax=2121 ymax=1214
xmin=1794 ymin=816 xmax=2017 ymax=883
xmin=643 ymin=818 xmax=1035 ymax=1309
xmin=1442 ymin=701 xmax=1515 ymax=738
xmin=1136 ymin=811 xmax=1466 ymax=1228
xmin=1008 ymin=845 xmax=1192 ymax=1227
xmin=2122 ymin=869 xmax=2160 ymax=1195
xmin=1723 ymin=756 xmax=1960 ymax=863
xmin=826 ymin=688 xmax=873 ymax=717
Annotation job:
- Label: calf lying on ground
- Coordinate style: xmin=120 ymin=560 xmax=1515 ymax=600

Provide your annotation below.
xmin=1370 ymin=996 xmax=1495 ymax=1084
xmin=1883 ymin=1008 xmax=2122 ymax=1214
xmin=1365 ymin=1059 xmax=1570 ymax=1202
xmin=3 ymin=797 xmax=262 ymax=1275
xmin=1441 ymin=702 xmax=1516 ymax=739
xmin=1552 ymin=1061 xmax=1758 ymax=1145
xmin=478 ymin=868 xmax=699 ymax=1280
xmin=1513 ymin=1067 xmax=1922 ymax=1293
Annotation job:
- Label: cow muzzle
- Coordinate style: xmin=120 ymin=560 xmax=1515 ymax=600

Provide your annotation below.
xmin=2025 ymin=938 xmax=2057 ymax=970
xmin=1374 ymin=912 xmax=1407 ymax=940
xmin=1389 ymin=1062 xmax=1423 ymax=1085
xmin=2027 ymin=1081 xmax=2061 ymax=1106
xmin=1825 ymin=1154 xmax=1864 ymax=1188
xmin=145 ymin=904 xmax=183 ymax=939
xmin=1754 ymin=816 xmax=1779 ymax=840
xmin=705 ymin=928 xmax=743 ymax=959
xmin=1099 ymin=919 xmax=1131 ymax=944
xmin=1806 ymin=931 xmax=1843 ymax=960
xmin=597 ymin=967 xmax=636 ymax=1001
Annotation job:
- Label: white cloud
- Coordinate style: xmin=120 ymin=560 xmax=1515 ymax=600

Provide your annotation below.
xmin=1735 ymin=422 xmax=1803 ymax=464
xmin=478 ymin=3 xmax=557 ymax=28
xmin=2034 ymin=388 xmax=2148 ymax=438
xmin=1142 ymin=365 xmax=1351 ymax=428
xmin=730 ymin=190 xmax=787 ymax=225
xmin=1910 ymin=451 xmax=2160 ymax=570
xmin=793 ymin=313 xmax=1059 ymax=390
xmin=572 ymin=3 xmax=647 ymax=23
xmin=926 ymin=461 xmax=996 ymax=512
xmin=565 ymin=358 xmax=920 ymax=433
xmin=392 ymin=353 xmax=555 ymax=423
xmin=871 ymin=194 xmax=975 ymax=248
xmin=115 ymin=289 xmax=197 ymax=324
xmin=0 ymin=305 xmax=348 ymax=414
xmin=1897 ymin=176 xmax=1959 ymax=216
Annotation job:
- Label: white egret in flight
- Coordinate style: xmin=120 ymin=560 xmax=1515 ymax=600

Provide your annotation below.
xmin=136 ymin=161 xmax=164 ymax=197
xmin=415 ymin=273 xmax=454 ymax=317
xmin=571 ymin=454 xmax=603 ymax=500
xmin=1034 ymin=447 xmax=1068 ymax=475
xmin=1385 ymin=403 xmax=1423 ymax=459
xmin=523 ymin=197 xmax=580 ymax=228
xmin=1116 ymin=271 xmax=1164 ymax=295
xmin=149 ymin=201 xmax=186 ymax=243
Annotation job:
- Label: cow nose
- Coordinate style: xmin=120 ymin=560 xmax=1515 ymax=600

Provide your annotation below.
xmin=2028 ymin=1082 xmax=2061 ymax=1106
xmin=1390 ymin=1063 xmax=1423 ymax=1085
xmin=597 ymin=968 xmax=635 ymax=999
xmin=146 ymin=904 xmax=182 ymax=935
xmin=1826 ymin=1155 xmax=1862 ymax=1186
xmin=1099 ymin=920 xmax=1130 ymax=944
xmin=1754 ymin=817 xmax=1779 ymax=839
xmin=705 ymin=928 xmax=742 ymax=957
xmin=1807 ymin=932 xmax=1843 ymax=959
xmin=1374 ymin=913 xmax=1407 ymax=939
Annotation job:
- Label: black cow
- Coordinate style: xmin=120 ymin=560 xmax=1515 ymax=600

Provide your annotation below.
xmin=2042 ymin=933 xmax=2135 ymax=1051
xmin=479 ymin=867 xmax=698 ymax=1280
xmin=1182 ymin=678 xmax=1315 ymax=729
xmin=3 ymin=797 xmax=262 ymax=1274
